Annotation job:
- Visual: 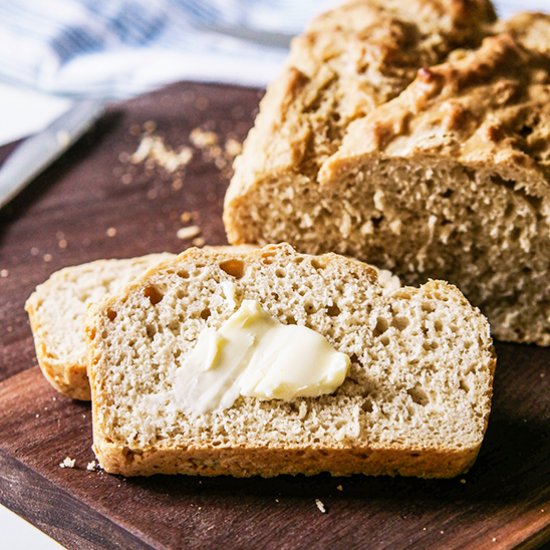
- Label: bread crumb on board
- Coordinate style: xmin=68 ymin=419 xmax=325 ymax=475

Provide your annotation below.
xmin=59 ymin=457 xmax=76 ymax=469
xmin=315 ymin=499 xmax=327 ymax=514
xmin=87 ymin=460 xmax=98 ymax=471
xmin=336 ymin=484 xmax=343 ymax=492
xmin=131 ymin=135 xmax=193 ymax=173
xmin=177 ymin=225 xmax=201 ymax=241
xmin=0 ymin=269 xmax=8 ymax=278
xmin=106 ymin=227 xmax=117 ymax=238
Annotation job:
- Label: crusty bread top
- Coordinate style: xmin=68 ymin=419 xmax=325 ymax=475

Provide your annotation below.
xmin=87 ymin=244 xmax=495 ymax=458
xmin=227 ymin=0 xmax=497 ymax=201
xmin=226 ymin=1 xmax=549 ymax=211
xmin=322 ymin=17 xmax=550 ymax=197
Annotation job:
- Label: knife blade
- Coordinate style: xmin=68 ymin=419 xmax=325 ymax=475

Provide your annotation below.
xmin=0 ymin=98 xmax=106 ymax=209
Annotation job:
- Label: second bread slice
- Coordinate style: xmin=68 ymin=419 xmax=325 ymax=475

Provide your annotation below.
xmin=87 ymin=244 xmax=495 ymax=478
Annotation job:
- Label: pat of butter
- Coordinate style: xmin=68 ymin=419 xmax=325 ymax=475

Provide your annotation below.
xmin=173 ymin=300 xmax=350 ymax=415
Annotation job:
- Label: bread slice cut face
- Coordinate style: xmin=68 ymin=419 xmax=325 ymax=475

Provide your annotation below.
xmin=87 ymin=244 xmax=495 ymax=478
xmin=25 ymin=253 xmax=174 ymax=400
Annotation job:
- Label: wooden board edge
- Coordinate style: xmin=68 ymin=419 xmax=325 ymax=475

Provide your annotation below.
xmin=0 ymin=449 xmax=151 ymax=550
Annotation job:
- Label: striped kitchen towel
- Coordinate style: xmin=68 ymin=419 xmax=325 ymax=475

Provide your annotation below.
xmin=0 ymin=0 xmax=544 ymax=99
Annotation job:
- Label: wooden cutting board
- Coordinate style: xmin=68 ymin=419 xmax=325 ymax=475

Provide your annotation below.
xmin=0 ymin=82 xmax=548 ymax=550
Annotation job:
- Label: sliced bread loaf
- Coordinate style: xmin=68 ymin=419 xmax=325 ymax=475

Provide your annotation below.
xmin=25 ymin=253 xmax=174 ymax=400
xmin=87 ymin=244 xmax=495 ymax=478
xmin=223 ymin=1 xmax=550 ymax=346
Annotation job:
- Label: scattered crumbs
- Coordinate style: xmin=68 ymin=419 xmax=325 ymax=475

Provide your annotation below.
xmin=86 ymin=460 xmax=97 ymax=471
xmin=440 ymin=530 xmax=444 ymax=535
xmin=106 ymin=227 xmax=117 ymax=238
xmin=143 ymin=120 xmax=157 ymax=134
xmin=541 ymin=372 xmax=545 ymax=378
xmin=422 ymin=528 xmax=427 ymax=531
xmin=198 ymin=506 xmax=202 ymax=511
xmin=336 ymin=484 xmax=343 ymax=492
xmin=460 ymin=478 xmax=466 ymax=484
xmin=121 ymin=173 xmax=133 ymax=185
xmin=30 ymin=247 xmax=39 ymax=256
xmin=315 ymin=499 xmax=327 ymax=514
xmin=0 ymin=269 xmax=8 ymax=278
xmin=82 ymin=414 xmax=87 ymax=419
xmin=7 ymin=326 xmax=13 ymax=333
xmin=56 ymin=130 xmax=71 ymax=147
xmin=129 ymin=123 xmax=141 ymax=136
xmin=541 ymin=509 xmax=545 ymax=513
xmin=59 ymin=457 xmax=76 ymax=469
xmin=52 ymin=396 xmax=57 ymax=401
xmin=131 ymin=134 xmax=193 ymax=173
xmin=190 ymin=128 xmax=219 ymax=149
xmin=275 ymin=498 xmax=280 ymax=503
xmin=192 ymin=237 xmax=205 ymax=247
xmin=58 ymin=239 xmax=68 ymax=249
xmin=43 ymin=254 xmax=52 ymax=263
xmin=171 ymin=177 xmax=183 ymax=191
xmin=177 ymin=225 xmax=201 ymax=240
xmin=198 ymin=480 xmax=202 ymax=485
xmin=180 ymin=211 xmax=195 ymax=223
xmin=225 ymin=138 xmax=242 ymax=158
xmin=35 ymin=413 xmax=39 ymax=418
xmin=492 ymin=538 xmax=497 ymax=543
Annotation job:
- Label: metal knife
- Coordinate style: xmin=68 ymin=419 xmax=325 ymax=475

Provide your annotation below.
xmin=0 ymin=98 xmax=107 ymax=209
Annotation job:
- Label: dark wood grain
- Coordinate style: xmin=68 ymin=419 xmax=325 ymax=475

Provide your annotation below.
xmin=0 ymin=82 xmax=548 ymax=550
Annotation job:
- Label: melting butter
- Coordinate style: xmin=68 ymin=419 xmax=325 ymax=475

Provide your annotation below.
xmin=173 ymin=300 xmax=350 ymax=415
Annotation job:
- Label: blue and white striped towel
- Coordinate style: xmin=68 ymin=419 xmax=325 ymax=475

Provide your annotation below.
xmin=0 ymin=0 xmax=545 ymax=99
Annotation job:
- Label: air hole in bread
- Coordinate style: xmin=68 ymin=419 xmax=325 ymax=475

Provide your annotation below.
xmin=434 ymin=319 xmax=443 ymax=332
xmin=373 ymin=317 xmax=389 ymax=336
xmin=326 ymin=304 xmax=341 ymax=317
xmin=311 ymin=258 xmax=326 ymax=270
xmin=304 ymin=301 xmax=317 ymax=314
xmin=106 ymin=309 xmax=117 ymax=321
xmin=459 ymin=378 xmax=470 ymax=392
xmin=144 ymin=285 xmax=164 ymax=305
xmin=510 ymin=227 xmax=521 ymax=242
xmin=407 ymin=385 xmax=429 ymax=406
xmin=101 ymin=330 xmax=108 ymax=339
xmin=361 ymin=399 xmax=373 ymax=413
xmin=177 ymin=270 xmax=189 ymax=279
xmin=380 ymin=335 xmax=390 ymax=346
xmin=200 ymin=307 xmax=211 ymax=320
xmin=421 ymin=302 xmax=435 ymax=313
xmin=219 ymin=259 xmax=245 ymax=278
xmin=285 ymin=315 xmax=297 ymax=325
xmin=146 ymin=324 xmax=156 ymax=339
xmin=441 ymin=188 xmax=454 ymax=198
xmin=275 ymin=268 xmax=286 ymax=278
xmin=391 ymin=316 xmax=409 ymax=331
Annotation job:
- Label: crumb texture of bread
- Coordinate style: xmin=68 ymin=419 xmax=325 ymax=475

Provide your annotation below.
xmin=87 ymin=244 xmax=495 ymax=478
xmin=224 ymin=0 xmax=550 ymax=346
xmin=25 ymin=253 xmax=174 ymax=400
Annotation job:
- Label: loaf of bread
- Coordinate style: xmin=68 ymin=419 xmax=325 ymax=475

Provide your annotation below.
xmin=224 ymin=0 xmax=550 ymax=346
xmin=87 ymin=244 xmax=495 ymax=478
xmin=25 ymin=254 xmax=174 ymax=400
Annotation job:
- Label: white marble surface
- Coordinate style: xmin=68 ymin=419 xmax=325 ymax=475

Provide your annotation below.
xmin=0 ymin=503 xmax=63 ymax=549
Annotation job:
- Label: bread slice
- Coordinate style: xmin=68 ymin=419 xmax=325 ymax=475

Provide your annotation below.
xmin=223 ymin=1 xmax=550 ymax=346
xmin=87 ymin=243 xmax=495 ymax=478
xmin=25 ymin=253 xmax=174 ymax=400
